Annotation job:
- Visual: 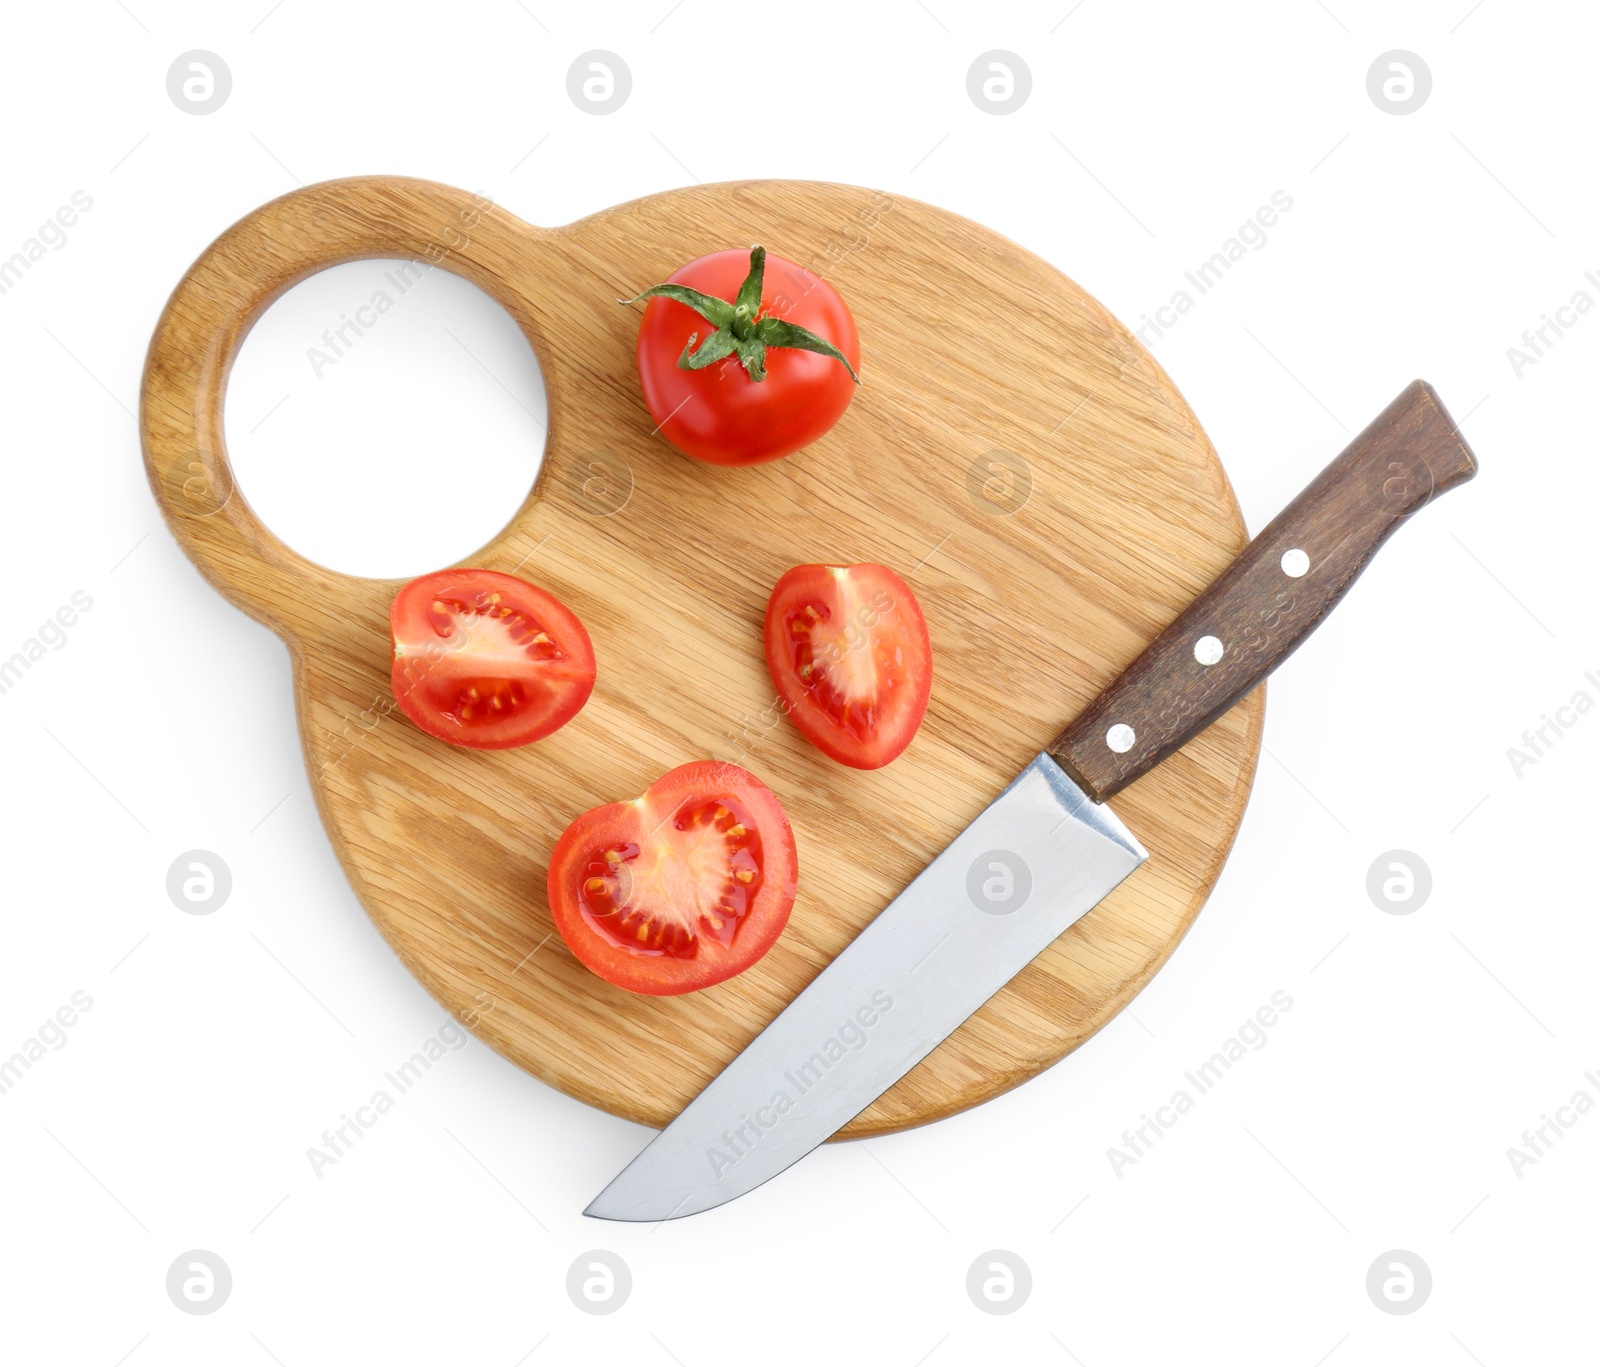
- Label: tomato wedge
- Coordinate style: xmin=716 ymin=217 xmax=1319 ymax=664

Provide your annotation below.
xmin=390 ymin=569 xmax=595 ymax=750
xmin=548 ymin=762 xmax=798 ymax=996
xmin=764 ymin=562 xmax=933 ymax=769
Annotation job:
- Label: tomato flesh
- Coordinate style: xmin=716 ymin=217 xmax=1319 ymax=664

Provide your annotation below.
xmin=390 ymin=569 xmax=594 ymax=750
xmin=636 ymin=249 xmax=860 ymax=466
xmin=764 ymin=563 xmax=933 ymax=769
xmin=548 ymin=762 xmax=798 ymax=995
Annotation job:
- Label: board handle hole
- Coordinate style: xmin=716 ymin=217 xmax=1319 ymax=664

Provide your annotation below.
xmin=224 ymin=259 xmax=548 ymax=579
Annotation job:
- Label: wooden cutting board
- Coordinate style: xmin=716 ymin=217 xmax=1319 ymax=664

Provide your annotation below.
xmin=140 ymin=176 xmax=1262 ymax=1138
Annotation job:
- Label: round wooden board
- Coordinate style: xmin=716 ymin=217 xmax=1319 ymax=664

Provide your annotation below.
xmin=141 ymin=177 xmax=1263 ymax=1138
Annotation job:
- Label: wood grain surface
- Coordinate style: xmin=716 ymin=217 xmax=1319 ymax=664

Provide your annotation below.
xmin=139 ymin=176 xmax=1264 ymax=1138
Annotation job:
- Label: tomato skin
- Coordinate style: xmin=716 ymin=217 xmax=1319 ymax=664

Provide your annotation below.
xmin=635 ymin=249 xmax=860 ymax=466
xmin=390 ymin=569 xmax=595 ymax=750
xmin=548 ymin=762 xmax=798 ymax=996
xmin=764 ymin=563 xmax=933 ymax=770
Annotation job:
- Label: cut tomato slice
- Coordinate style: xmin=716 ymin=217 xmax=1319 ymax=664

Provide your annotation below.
xmin=764 ymin=562 xmax=933 ymax=769
xmin=390 ymin=569 xmax=595 ymax=750
xmin=548 ymin=762 xmax=798 ymax=996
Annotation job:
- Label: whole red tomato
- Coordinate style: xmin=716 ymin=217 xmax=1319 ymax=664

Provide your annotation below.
xmin=628 ymin=246 xmax=860 ymax=466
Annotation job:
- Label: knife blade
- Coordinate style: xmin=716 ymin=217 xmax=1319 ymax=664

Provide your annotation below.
xmin=587 ymin=380 xmax=1478 ymax=1222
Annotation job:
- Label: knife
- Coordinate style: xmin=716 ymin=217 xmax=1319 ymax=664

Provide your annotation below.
xmin=587 ymin=379 xmax=1478 ymax=1222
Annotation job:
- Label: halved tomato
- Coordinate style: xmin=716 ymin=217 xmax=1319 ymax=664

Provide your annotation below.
xmin=390 ymin=569 xmax=595 ymax=750
xmin=764 ymin=562 xmax=933 ymax=769
xmin=548 ymin=762 xmax=798 ymax=996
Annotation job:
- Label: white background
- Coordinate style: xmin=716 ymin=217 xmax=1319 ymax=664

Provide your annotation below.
xmin=1 ymin=1 xmax=1593 ymax=1363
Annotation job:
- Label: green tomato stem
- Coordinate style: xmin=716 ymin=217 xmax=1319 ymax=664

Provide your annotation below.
xmin=622 ymin=246 xmax=858 ymax=384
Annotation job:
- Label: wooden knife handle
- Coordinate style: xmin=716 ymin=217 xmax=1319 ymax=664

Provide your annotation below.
xmin=1048 ymin=380 xmax=1478 ymax=803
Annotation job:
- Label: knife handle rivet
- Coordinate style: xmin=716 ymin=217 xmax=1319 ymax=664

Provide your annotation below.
xmin=1193 ymin=635 xmax=1224 ymax=666
xmin=1280 ymin=547 xmax=1311 ymax=578
xmin=1106 ymin=723 xmax=1136 ymax=753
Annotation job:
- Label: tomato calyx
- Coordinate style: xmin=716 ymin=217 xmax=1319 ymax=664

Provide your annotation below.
xmin=621 ymin=245 xmax=860 ymax=385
